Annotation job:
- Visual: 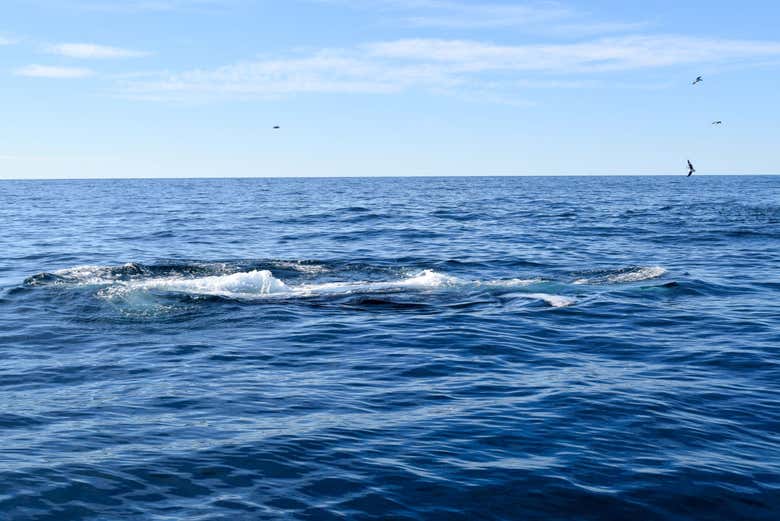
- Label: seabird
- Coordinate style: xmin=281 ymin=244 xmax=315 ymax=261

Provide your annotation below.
xmin=692 ymin=76 xmax=703 ymax=85
xmin=687 ymin=160 xmax=696 ymax=177
xmin=712 ymin=121 xmax=722 ymax=125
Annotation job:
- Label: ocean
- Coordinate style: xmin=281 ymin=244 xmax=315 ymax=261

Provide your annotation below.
xmin=0 ymin=175 xmax=778 ymax=520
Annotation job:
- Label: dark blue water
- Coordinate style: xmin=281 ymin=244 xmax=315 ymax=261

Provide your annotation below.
xmin=1 ymin=176 xmax=779 ymax=520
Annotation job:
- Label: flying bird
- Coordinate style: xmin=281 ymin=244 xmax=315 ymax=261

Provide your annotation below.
xmin=692 ymin=76 xmax=703 ymax=85
xmin=712 ymin=121 xmax=722 ymax=125
xmin=273 ymin=126 xmax=280 ymax=129
xmin=687 ymin=160 xmax=696 ymax=177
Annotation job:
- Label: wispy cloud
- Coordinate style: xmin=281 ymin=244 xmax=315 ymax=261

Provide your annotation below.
xmin=15 ymin=64 xmax=95 ymax=78
xmin=0 ymin=36 xmax=18 ymax=46
xmin=366 ymin=36 xmax=780 ymax=72
xmin=67 ymin=0 xmax=239 ymax=12
xmin=120 ymin=35 xmax=780 ymax=102
xmin=313 ymin=0 xmax=642 ymax=34
xmin=121 ymin=50 xmax=460 ymax=100
xmin=402 ymin=0 xmax=572 ymax=29
xmin=0 ymin=153 xmax=115 ymax=161
xmin=47 ymin=43 xmax=150 ymax=59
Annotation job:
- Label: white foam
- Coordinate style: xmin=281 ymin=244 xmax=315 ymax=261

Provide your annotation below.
xmin=481 ymin=278 xmax=542 ymax=287
xmin=123 ymin=270 xmax=291 ymax=298
xmin=295 ymin=270 xmax=460 ymax=296
xmin=50 ymin=264 xmax=576 ymax=309
xmin=51 ymin=264 xmax=135 ymax=285
xmin=575 ymin=266 xmax=667 ymax=285
xmin=275 ymin=261 xmax=329 ymax=274
xmin=394 ymin=270 xmax=461 ymax=288
xmin=53 ymin=265 xmax=105 ymax=277
xmin=99 ymin=269 xmax=458 ymax=301
xmin=519 ymin=293 xmax=576 ymax=308
xmin=607 ymin=266 xmax=667 ymax=283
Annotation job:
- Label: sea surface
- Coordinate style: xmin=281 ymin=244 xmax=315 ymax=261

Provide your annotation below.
xmin=0 ymin=176 xmax=778 ymax=520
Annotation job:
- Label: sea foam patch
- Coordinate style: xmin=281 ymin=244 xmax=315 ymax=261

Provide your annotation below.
xmin=519 ymin=293 xmax=576 ymax=308
xmin=574 ymin=266 xmax=667 ymax=285
xmin=29 ymin=263 xmax=576 ymax=309
xmin=129 ymin=270 xmax=291 ymax=298
xmin=607 ymin=266 xmax=667 ymax=283
xmin=277 ymin=270 xmax=461 ymax=297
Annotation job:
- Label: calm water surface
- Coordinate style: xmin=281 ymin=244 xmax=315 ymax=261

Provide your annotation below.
xmin=0 ymin=176 xmax=778 ymax=520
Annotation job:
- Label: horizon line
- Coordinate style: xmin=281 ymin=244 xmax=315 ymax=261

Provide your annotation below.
xmin=1 ymin=173 xmax=778 ymax=181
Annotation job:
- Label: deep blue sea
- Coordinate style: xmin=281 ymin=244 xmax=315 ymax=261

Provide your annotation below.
xmin=1 ymin=176 xmax=779 ymax=520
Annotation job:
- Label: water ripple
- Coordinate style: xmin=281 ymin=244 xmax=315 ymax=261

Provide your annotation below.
xmin=1 ymin=176 xmax=779 ymax=520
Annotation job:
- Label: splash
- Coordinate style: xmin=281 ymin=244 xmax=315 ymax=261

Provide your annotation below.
xmin=27 ymin=263 xmax=576 ymax=309
xmin=127 ymin=270 xmax=291 ymax=298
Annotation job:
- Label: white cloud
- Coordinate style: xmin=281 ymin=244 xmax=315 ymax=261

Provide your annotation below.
xmin=121 ymin=50 xmax=459 ymax=100
xmin=367 ymin=36 xmax=780 ymax=72
xmin=0 ymin=154 xmax=115 ymax=161
xmin=401 ymin=0 xmax=573 ymax=28
xmin=313 ymin=0 xmax=640 ymax=34
xmin=47 ymin=43 xmax=149 ymax=59
xmin=0 ymin=36 xmax=17 ymax=46
xmin=121 ymin=35 xmax=780 ymax=101
xmin=15 ymin=65 xmax=95 ymax=78
xmin=70 ymin=0 xmax=239 ymax=12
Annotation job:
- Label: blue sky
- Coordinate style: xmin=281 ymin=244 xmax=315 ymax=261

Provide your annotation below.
xmin=1 ymin=0 xmax=779 ymax=178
